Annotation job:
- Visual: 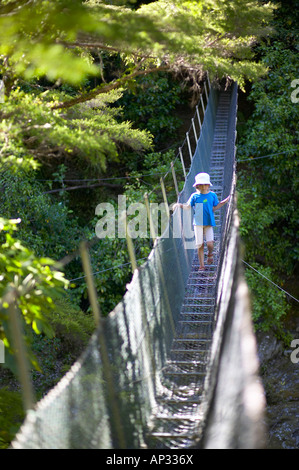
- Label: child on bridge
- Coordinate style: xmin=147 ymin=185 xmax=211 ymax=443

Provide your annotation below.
xmin=173 ymin=172 xmax=230 ymax=271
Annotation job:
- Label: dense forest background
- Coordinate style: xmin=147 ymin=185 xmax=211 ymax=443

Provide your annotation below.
xmin=0 ymin=0 xmax=298 ymax=448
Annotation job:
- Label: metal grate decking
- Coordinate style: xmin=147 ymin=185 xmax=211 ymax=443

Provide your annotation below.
xmin=146 ymin=90 xmax=231 ymax=449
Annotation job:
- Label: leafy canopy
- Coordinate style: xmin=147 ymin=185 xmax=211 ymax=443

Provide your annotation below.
xmin=0 ymin=0 xmax=275 ymax=172
xmin=0 ymin=86 xmax=153 ymax=171
xmin=237 ymin=37 xmax=298 ymax=275
xmin=0 ymin=0 xmax=277 ymax=371
xmin=0 ymin=218 xmax=69 ymax=372
xmin=236 ymin=0 xmax=298 ymax=339
xmin=1 ymin=0 xmax=274 ymax=96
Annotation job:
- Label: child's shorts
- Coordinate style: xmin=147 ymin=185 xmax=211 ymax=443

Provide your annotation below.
xmin=194 ymin=225 xmax=214 ymax=247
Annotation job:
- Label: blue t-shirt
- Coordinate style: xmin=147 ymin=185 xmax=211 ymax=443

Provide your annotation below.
xmin=187 ymin=191 xmax=219 ymax=226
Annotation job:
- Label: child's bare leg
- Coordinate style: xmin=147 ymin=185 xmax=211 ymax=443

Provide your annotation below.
xmin=207 ymin=240 xmax=214 ymax=264
xmin=197 ymin=244 xmax=204 ymax=269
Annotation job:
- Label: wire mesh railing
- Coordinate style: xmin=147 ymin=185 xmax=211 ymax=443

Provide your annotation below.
xmin=9 ymin=79 xmax=257 ymax=450
xmin=144 ymin=83 xmax=237 ymax=449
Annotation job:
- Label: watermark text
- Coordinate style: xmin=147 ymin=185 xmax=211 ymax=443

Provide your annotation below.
xmin=291 ymin=79 xmax=299 ymax=103
xmin=290 ymin=339 xmax=299 ymax=364
xmin=0 ymin=80 xmax=4 ymax=103
xmin=95 ymin=195 xmax=200 ymax=249
xmin=0 ymin=340 xmax=5 ymax=364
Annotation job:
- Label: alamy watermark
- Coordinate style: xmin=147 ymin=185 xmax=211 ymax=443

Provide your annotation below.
xmin=290 ymin=79 xmax=299 ymax=103
xmin=290 ymin=339 xmax=299 ymax=364
xmin=94 ymin=195 xmax=201 ymax=248
xmin=0 ymin=80 xmax=4 ymax=103
xmin=0 ymin=340 xmax=5 ymax=364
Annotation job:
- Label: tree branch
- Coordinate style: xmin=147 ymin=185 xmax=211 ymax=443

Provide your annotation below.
xmin=0 ymin=0 xmax=33 ymax=17
xmin=66 ymin=42 xmax=122 ymax=54
xmin=44 ymin=181 xmax=123 ymax=194
xmin=66 ymin=41 xmax=157 ymax=60
xmin=51 ymin=65 xmax=170 ymax=110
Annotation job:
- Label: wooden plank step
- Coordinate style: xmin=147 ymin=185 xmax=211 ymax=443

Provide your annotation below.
xmin=181 ymin=304 xmax=215 ymax=309
xmin=180 ymin=311 xmax=213 ymax=315
xmin=174 ymin=338 xmax=211 ymax=342
xmin=154 ymin=414 xmax=201 ymax=421
xmin=168 ymin=360 xmax=207 ymax=365
xmin=171 ymin=349 xmax=207 ymax=354
xmin=164 ymin=371 xmax=206 ymax=376
xmin=178 ymin=320 xmax=213 ymax=324
xmin=150 ymin=432 xmax=194 ymax=439
xmin=158 ymin=397 xmax=201 ymax=404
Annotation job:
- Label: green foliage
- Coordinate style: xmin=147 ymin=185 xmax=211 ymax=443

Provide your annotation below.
xmin=1 ymin=0 xmax=274 ymax=106
xmin=0 ymin=87 xmax=153 ymax=171
xmin=0 ymin=0 xmax=99 ymax=86
xmin=74 ymin=149 xmax=183 ymax=316
xmin=77 ymin=236 xmax=137 ymax=316
xmin=0 ymin=0 xmax=278 ymax=415
xmin=0 ymin=217 xmax=69 ymax=372
xmin=0 ymin=297 xmax=94 ymax=448
xmin=239 ymin=43 xmax=298 ymax=163
xmin=237 ymin=186 xmax=297 ymax=275
xmin=29 ymin=298 xmax=95 ymax=396
xmin=237 ymin=1 xmax=298 ymax=336
xmin=123 ymin=149 xmax=184 ymax=198
xmin=118 ymin=73 xmax=184 ymax=145
xmin=237 ymin=17 xmax=299 ymax=276
xmin=0 ymin=388 xmax=25 ymax=449
xmin=244 ymin=263 xmax=291 ymax=343
xmin=136 ymin=0 xmax=274 ymax=87
xmin=46 ymin=297 xmax=95 ymax=349
xmin=0 ymin=168 xmax=86 ymax=261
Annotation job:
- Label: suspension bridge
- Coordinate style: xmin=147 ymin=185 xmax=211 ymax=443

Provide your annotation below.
xmin=11 ymin=80 xmax=266 ymax=449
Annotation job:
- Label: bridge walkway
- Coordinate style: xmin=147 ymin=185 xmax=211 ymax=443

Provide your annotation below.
xmin=146 ymin=90 xmax=232 ymax=449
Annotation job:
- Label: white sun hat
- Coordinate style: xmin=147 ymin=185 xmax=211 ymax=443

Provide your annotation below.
xmin=193 ymin=172 xmax=213 ymax=187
